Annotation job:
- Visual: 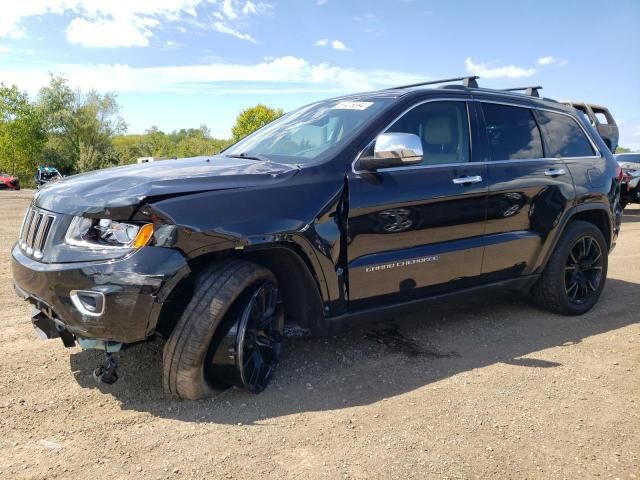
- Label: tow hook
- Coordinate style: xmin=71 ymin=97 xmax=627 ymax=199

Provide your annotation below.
xmin=93 ymin=352 xmax=119 ymax=385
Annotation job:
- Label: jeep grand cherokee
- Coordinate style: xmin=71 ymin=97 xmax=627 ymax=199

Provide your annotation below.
xmin=12 ymin=76 xmax=623 ymax=399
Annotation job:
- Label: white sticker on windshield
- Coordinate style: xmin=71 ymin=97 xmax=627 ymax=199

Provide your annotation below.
xmin=332 ymin=101 xmax=374 ymax=110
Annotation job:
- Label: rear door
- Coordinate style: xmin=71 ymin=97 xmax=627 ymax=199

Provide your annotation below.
xmin=476 ymin=101 xmax=575 ymax=280
xmin=346 ymin=97 xmax=488 ymax=309
xmin=534 ymin=108 xmax=605 ymax=211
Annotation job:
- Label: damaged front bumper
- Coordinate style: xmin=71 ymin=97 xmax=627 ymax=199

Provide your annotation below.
xmin=11 ymin=244 xmax=189 ymax=345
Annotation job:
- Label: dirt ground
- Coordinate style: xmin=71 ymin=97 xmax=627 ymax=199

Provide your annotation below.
xmin=0 ymin=189 xmax=638 ymax=480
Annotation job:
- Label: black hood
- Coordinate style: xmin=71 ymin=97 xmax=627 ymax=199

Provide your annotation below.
xmin=34 ymin=156 xmax=299 ymax=218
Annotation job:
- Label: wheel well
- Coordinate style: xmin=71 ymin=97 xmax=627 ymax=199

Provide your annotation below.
xmin=569 ymin=209 xmax=611 ymax=248
xmin=155 ymin=245 xmax=326 ymax=339
xmin=242 ymin=246 xmax=325 ymax=334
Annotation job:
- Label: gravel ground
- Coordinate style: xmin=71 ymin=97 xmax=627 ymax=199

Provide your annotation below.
xmin=0 ymin=190 xmax=638 ymax=479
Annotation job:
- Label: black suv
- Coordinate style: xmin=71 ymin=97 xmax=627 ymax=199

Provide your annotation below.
xmin=11 ymin=76 xmax=622 ymax=399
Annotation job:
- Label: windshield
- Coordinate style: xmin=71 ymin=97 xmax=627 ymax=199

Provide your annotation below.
xmin=40 ymin=169 xmax=60 ymax=180
xmin=224 ymin=98 xmax=392 ymax=164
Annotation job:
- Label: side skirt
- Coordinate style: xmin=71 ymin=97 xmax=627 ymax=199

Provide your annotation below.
xmin=325 ymin=274 xmax=540 ymax=334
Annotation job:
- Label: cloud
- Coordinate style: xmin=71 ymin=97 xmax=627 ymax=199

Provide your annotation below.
xmin=0 ymin=56 xmax=426 ymax=95
xmin=0 ymin=44 xmax=11 ymax=54
xmin=242 ymin=1 xmax=257 ymax=15
xmin=0 ymin=1 xmax=270 ymax=47
xmin=317 ymin=0 xmax=328 ymax=5
xmin=221 ymin=0 xmax=239 ymax=19
xmin=314 ymin=39 xmax=350 ymax=51
xmin=331 ymin=40 xmax=348 ymax=51
xmin=66 ymin=16 xmax=158 ymax=48
xmin=538 ymin=56 xmax=568 ymax=66
xmin=213 ymin=21 xmax=256 ymax=42
xmin=464 ymin=58 xmax=536 ymax=79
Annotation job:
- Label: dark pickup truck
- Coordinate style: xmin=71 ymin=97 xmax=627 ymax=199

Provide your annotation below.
xmin=12 ymin=76 xmax=622 ymax=399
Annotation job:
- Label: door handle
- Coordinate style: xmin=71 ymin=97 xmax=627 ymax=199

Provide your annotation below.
xmin=544 ymin=168 xmax=566 ymax=177
xmin=453 ymin=175 xmax=483 ymax=185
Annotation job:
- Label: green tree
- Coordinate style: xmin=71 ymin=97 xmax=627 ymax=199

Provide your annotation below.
xmin=112 ymin=125 xmax=232 ymax=165
xmin=231 ymin=104 xmax=284 ymax=142
xmin=37 ymin=76 xmax=126 ymax=173
xmin=0 ymin=84 xmax=46 ymax=180
xmin=615 ymin=146 xmax=631 ymax=154
xmin=174 ymin=125 xmax=231 ymax=157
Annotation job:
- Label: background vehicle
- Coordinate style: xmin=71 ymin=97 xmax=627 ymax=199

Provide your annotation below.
xmin=0 ymin=172 xmax=20 ymax=190
xmin=12 ymin=76 xmax=622 ymax=399
xmin=34 ymin=166 xmax=62 ymax=186
xmin=562 ymin=101 xmax=619 ymax=152
xmin=616 ymin=153 xmax=640 ymax=208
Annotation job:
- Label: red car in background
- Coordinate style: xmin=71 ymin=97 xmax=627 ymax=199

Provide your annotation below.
xmin=0 ymin=172 xmax=20 ymax=190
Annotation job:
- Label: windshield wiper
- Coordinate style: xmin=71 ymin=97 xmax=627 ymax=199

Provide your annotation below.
xmin=224 ymin=153 xmax=270 ymax=162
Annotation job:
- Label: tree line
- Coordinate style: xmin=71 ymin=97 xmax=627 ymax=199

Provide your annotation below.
xmin=0 ymin=76 xmax=283 ymax=186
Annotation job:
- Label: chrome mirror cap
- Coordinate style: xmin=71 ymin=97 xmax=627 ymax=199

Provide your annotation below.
xmin=358 ymin=132 xmax=423 ymax=171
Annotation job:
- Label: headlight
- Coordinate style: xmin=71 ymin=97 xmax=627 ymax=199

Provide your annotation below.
xmin=65 ymin=217 xmax=154 ymax=249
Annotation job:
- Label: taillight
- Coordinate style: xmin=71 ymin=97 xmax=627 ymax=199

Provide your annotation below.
xmin=616 ymin=164 xmax=624 ymax=182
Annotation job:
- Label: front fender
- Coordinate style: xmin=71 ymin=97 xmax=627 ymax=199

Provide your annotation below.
xmin=133 ymin=177 xmax=347 ymax=312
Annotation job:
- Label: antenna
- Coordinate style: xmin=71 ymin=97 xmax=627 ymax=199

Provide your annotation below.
xmin=503 ymin=86 xmax=543 ymax=98
xmin=391 ymin=75 xmax=479 ymax=90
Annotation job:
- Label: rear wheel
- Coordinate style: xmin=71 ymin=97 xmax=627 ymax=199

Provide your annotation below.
xmin=532 ymin=221 xmax=608 ymax=315
xmin=163 ymin=260 xmax=284 ymax=400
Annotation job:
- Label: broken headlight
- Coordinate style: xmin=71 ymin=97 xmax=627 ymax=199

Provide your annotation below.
xmin=65 ymin=217 xmax=154 ymax=249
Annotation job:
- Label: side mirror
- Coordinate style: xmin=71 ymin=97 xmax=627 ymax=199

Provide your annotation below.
xmin=357 ymin=133 xmax=423 ymax=171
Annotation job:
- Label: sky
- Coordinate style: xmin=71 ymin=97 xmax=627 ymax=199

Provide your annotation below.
xmin=0 ymin=0 xmax=639 ymax=148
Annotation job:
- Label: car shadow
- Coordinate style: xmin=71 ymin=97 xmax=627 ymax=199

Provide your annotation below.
xmin=69 ymin=277 xmax=640 ymax=425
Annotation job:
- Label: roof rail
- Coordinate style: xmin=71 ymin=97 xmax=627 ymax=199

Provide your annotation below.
xmin=391 ymin=75 xmax=480 ymax=90
xmin=502 ymin=86 xmax=543 ymax=98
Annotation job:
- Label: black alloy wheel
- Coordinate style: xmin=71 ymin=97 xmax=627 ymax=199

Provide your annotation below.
xmin=205 ymin=281 xmax=284 ymax=393
xmin=564 ymin=235 xmax=603 ymax=305
xmin=532 ymin=220 xmax=608 ymax=315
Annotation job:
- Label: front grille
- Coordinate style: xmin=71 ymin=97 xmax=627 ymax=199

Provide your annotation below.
xmin=19 ymin=207 xmax=56 ymax=260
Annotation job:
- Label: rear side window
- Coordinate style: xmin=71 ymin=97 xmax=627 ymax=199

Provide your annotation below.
xmin=481 ymin=103 xmax=543 ymax=160
xmin=536 ymin=110 xmax=596 ymax=158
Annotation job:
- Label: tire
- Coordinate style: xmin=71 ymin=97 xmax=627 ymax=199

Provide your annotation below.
xmin=163 ymin=259 xmax=283 ymax=400
xmin=532 ymin=220 xmax=608 ymax=315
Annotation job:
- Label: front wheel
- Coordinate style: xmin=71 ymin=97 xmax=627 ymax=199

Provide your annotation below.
xmin=163 ymin=260 xmax=284 ymax=400
xmin=532 ymin=221 xmax=608 ymax=315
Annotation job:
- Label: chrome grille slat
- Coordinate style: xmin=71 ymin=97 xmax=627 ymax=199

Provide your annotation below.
xmin=19 ymin=207 xmax=56 ymax=260
xmin=25 ymin=213 xmax=42 ymax=253
xmin=33 ymin=215 xmax=54 ymax=259
xmin=20 ymin=209 xmax=36 ymax=248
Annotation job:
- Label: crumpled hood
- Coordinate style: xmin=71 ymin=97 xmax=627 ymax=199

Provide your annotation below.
xmin=34 ymin=155 xmax=299 ymax=218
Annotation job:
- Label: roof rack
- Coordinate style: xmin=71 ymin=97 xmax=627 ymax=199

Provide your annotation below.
xmin=391 ymin=75 xmax=480 ymax=90
xmin=502 ymin=86 xmax=543 ymax=98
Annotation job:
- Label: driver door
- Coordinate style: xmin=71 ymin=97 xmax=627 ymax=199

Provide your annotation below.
xmin=346 ymin=98 xmax=488 ymax=309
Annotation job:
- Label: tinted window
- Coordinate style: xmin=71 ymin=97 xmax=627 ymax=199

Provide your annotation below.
xmin=481 ymin=103 xmax=543 ymax=160
xmin=574 ymin=107 xmax=592 ymax=125
xmin=385 ymin=101 xmax=470 ymax=165
xmin=536 ymin=110 xmax=596 ymax=158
